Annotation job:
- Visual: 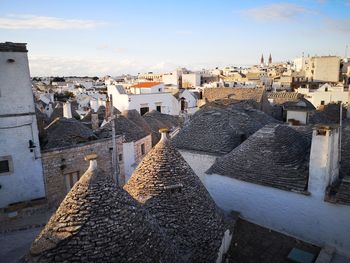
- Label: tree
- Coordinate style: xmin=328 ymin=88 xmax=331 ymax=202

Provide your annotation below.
xmin=54 ymin=91 xmax=75 ymax=102
xmin=52 ymin=77 xmax=65 ymax=82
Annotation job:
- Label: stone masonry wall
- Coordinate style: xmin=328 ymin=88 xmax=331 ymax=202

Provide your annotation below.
xmin=42 ymin=137 xmax=124 ymax=208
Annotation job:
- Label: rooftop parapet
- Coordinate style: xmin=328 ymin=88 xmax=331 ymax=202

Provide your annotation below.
xmin=0 ymin=42 xmax=28 ymax=52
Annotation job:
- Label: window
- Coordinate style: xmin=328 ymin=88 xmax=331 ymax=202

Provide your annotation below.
xmin=325 ymin=87 xmax=328 ymax=92
xmin=321 ymin=100 xmax=325 ymax=105
xmin=118 ymin=154 xmax=123 ymax=162
xmin=140 ymin=107 xmax=149 ymax=116
xmin=64 ymin=171 xmax=80 ymax=193
xmin=141 ymin=143 xmax=145 ymax=155
xmin=0 ymin=156 xmax=13 ymax=175
xmin=0 ymin=160 xmax=9 ymax=173
xmin=156 ymin=105 xmax=161 ymax=112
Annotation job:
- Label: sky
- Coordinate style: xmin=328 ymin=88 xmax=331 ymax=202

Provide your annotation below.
xmin=1 ymin=0 xmax=350 ymax=76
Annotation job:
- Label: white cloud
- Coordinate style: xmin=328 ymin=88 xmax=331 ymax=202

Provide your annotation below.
xmin=325 ymin=18 xmax=350 ymax=33
xmin=241 ymin=3 xmax=310 ymax=21
xmin=0 ymin=14 xmax=106 ymax=29
xmin=28 ymin=55 xmax=177 ymax=76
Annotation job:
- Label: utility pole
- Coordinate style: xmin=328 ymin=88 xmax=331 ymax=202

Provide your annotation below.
xmin=110 ymin=94 xmax=119 ymax=185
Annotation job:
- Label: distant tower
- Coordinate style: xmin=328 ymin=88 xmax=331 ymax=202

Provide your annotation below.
xmin=260 ymin=54 xmax=264 ymax=67
xmin=268 ymin=53 xmax=272 ymax=65
xmin=0 ymin=42 xmax=45 ymax=209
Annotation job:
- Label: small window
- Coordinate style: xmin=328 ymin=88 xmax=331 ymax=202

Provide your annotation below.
xmin=325 ymin=87 xmax=328 ymax=92
xmin=0 ymin=160 xmax=10 ymax=173
xmin=141 ymin=143 xmax=145 ymax=155
xmin=0 ymin=156 xmax=13 ymax=175
xmin=321 ymin=100 xmax=325 ymax=105
xmin=118 ymin=154 xmax=123 ymax=161
xmin=158 ymin=88 xmax=161 ymax=92
xmin=140 ymin=107 xmax=149 ymax=116
xmin=156 ymin=105 xmax=161 ymax=112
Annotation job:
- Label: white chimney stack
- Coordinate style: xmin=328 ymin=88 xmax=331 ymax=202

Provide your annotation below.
xmin=308 ymin=125 xmax=340 ymax=198
xmin=85 ymin=153 xmax=98 ymax=171
xmin=159 ymin=128 xmax=169 ymax=142
xmin=63 ymin=101 xmax=72 ymax=119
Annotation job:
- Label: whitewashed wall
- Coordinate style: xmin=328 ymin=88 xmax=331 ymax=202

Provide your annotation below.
xmin=122 ymin=142 xmax=135 ymax=183
xmin=179 ymin=149 xmax=350 ymax=258
xmin=286 ymin=110 xmax=307 ymax=124
xmin=0 ymin=50 xmax=45 ymax=208
xmin=179 ymin=150 xmax=218 ymax=184
xmin=108 ymin=85 xmax=180 ymax=115
xmin=205 ymin=174 xmax=350 ymax=258
xmin=180 ymin=90 xmax=197 ymax=108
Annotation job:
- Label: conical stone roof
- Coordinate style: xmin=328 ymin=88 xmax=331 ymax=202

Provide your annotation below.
xmin=122 ymin=109 xmax=151 ymax=134
xmin=43 ymin=117 xmax=97 ymax=149
xmin=124 ymin=131 xmax=226 ymax=262
xmin=25 ymin=155 xmax=179 ymax=263
xmin=207 ymin=124 xmax=312 ymax=193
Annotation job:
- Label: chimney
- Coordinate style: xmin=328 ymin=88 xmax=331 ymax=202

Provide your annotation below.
xmin=180 ymin=97 xmax=186 ymax=112
xmin=85 ymin=153 xmax=98 ymax=171
xmin=63 ymin=101 xmax=72 ymax=119
xmin=91 ymin=111 xmax=99 ymax=130
xmin=105 ymin=97 xmax=111 ymax=120
xmin=159 ymin=128 xmax=169 ymax=142
xmin=308 ymin=125 xmax=340 ymax=198
xmin=47 ymin=103 xmax=53 ymax=118
xmin=49 ymin=93 xmax=54 ymax=103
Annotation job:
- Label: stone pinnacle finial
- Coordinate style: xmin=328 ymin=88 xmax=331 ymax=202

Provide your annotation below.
xmin=85 ymin=153 xmax=98 ymax=170
xmin=159 ymin=128 xmax=169 ymax=142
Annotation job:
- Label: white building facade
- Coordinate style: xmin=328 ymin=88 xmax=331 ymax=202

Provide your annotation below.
xmin=294 ymin=56 xmax=341 ymax=83
xmin=108 ymin=83 xmax=180 ymax=116
xmin=0 ymin=42 xmax=45 ymax=208
xmin=298 ymin=83 xmax=350 ymax=108
xmin=182 ymin=73 xmax=201 ymax=88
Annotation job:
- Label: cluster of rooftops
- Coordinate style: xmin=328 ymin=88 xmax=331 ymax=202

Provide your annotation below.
xmin=28 ymin=92 xmax=350 ymax=261
xmin=24 ymin=131 xmax=232 ymax=262
xmin=172 ymin=98 xmax=350 ymax=204
xmin=37 ymin=103 xmax=179 ymax=150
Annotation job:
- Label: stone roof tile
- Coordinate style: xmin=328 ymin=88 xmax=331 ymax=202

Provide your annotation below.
xmin=207 ymin=124 xmax=312 ymax=193
xmin=267 ymin=92 xmax=303 ymax=104
xmin=122 ymin=109 xmax=151 ymax=134
xmin=124 ymin=133 xmax=226 ymax=262
xmin=204 ymin=87 xmax=265 ymax=103
xmin=142 ymin=110 xmax=180 ymax=146
xmin=43 ymin=118 xmax=97 ymax=150
xmin=25 ymin=157 xmax=180 ymax=262
xmin=332 ymin=120 xmax=350 ymax=205
xmin=172 ymin=103 xmax=279 ymax=154
xmin=95 ymin=115 xmax=150 ymax=143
